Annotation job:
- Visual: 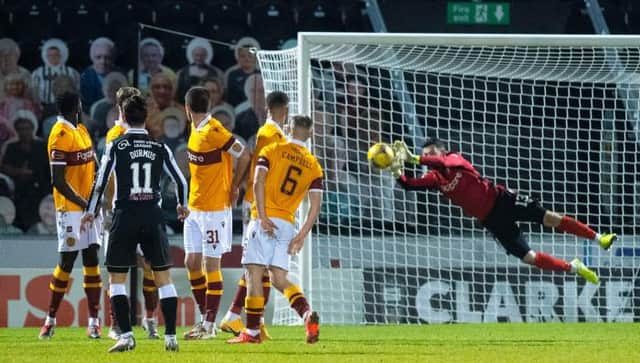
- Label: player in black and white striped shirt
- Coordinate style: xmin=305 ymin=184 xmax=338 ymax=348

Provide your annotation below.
xmin=81 ymin=95 xmax=189 ymax=353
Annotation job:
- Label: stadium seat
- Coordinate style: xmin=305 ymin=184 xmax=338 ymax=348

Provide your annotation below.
xmin=105 ymin=1 xmax=155 ymax=71
xmin=565 ymin=0 xmax=629 ymax=34
xmin=200 ymin=1 xmax=248 ymax=41
xmin=0 ymin=8 xmax=9 ymax=37
xmin=7 ymin=2 xmax=61 ymax=70
xmin=295 ymin=0 xmax=344 ymax=32
xmin=7 ymin=1 xmax=61 ymax=41
xmin=337 ymin=0 xmax=371 ymax=32
xmin=154 ymin=1 xmax=202 ymax=69
xmin=248 ymin=1 xmax=295 ymax=49
xmin=106 ymin=0 xmax=155 ymax=26
xmin=200 ymin=1 xmax=250 ymax=68
xmin=57 ymin=1 xmax=109 ymax=70
xmin=57 ymin=1 xmax=108 ymax=36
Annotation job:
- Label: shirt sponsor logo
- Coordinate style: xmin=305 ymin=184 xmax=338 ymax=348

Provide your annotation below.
xmin=76 ymin=149 xmax=94 ymax=162
xmin=117 ymin=139 xmax=131 ymax=150
xmin=187 ymin=149 xmax=222 ymax=165
xmin=52 ymin=148 xmax=95 ymax=165
xmin=441 ymin=172 xmax=462 ymax=193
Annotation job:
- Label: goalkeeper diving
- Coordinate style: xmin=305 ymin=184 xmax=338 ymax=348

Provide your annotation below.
xmin=386 ymin=138 xmax=616 ymax=284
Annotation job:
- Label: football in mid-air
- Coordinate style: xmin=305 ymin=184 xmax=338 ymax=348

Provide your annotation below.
xmin=367 ymin=142 xmax=395 ymax=170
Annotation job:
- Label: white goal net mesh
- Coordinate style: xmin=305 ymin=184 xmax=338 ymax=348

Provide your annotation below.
xmin=258 ymin=35 xmax=640 ymax=324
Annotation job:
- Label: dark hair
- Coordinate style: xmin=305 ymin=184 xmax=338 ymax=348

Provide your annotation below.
xmin=292 ymin=115 xmax=312 ymax=130
xmin=56 ymin=91 xmax=80 ymax=115
xmin=116 ymin=87 xmax=141 ymax=108
xmin=122 ymin=95 xmax=147 ymax=127
xmin=266 ymin=91 xmax=288 ymax=111
xmin=199 ymin=76 xmax=222 ymax=88
xmin=422 ymin=137 xmax=446 ymax=150
xmin=185 ymin=86 xmax=210 ymax=113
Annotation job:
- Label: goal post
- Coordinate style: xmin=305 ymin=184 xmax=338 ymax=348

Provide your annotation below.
xmin=258 ymin=33 xmax=640 ymax=325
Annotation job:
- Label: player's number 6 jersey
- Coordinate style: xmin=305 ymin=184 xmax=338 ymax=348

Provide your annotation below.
xmin=252 ymin=140 xmax=323 ymax=223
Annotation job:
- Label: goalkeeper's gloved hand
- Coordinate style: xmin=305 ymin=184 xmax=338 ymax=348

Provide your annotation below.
xmin=389 ymin=159 xmax=403 ymax=179
xmin=393 ymin=140 xmax=420 ymax=165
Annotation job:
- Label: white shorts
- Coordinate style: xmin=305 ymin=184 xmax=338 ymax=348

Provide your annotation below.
xmin=183 ymin=209 xmax=233 ymax=258
xmin=56 ymin=211 xmax=101 ymax=252
xmin=242 ymin=201 xmax=251 ymax=239
xmin=242 ymin=218 xmax=296 ymax=271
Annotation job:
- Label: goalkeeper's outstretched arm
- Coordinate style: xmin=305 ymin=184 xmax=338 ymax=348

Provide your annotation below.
xmin=396 ymin=172 xmax=438 ymax=191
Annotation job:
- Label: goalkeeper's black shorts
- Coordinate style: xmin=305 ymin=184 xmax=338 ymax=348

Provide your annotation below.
xmin=482 ymin=188 xmax=547 ymax=259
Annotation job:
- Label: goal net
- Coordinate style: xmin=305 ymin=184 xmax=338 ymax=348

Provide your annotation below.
xmin=258 ymin=33 xmax=640 ymax=324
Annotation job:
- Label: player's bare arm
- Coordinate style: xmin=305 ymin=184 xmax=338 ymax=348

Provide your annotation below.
xmin=288 ymin=190 xmax=322 ymax=255
xmin=52 ymin=164 xmax=88 ymax=210
xmin=230 ymin=146 xmax=251 ymax=206
xmin=254 ymin=166 xmax=277 ymax=237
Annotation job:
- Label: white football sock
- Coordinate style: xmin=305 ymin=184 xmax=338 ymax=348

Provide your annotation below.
xmin=225 ymin=311 xmax=241 ymax=321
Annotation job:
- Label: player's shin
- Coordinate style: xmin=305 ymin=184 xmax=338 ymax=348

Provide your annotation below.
xmin=262 ymin=271 xmax=271 ymax=306
xmin=186 ymin=268 xmax=206 ymax=319
xmin=82 ymin=265 xmax=102 ymax=323
xmin=142 ymin=268 xmax=158 ymax=318
xmin=109 ymin=283 xmax=132 ymax=335
xmin=158 ymin=283 xmax=178 ymax=336
xmin=283 ymin=284 xmax=310 ymax=319
xmin=555 ymin=215 xmax=597 ymax=240
xmin=48 ymin=264 xmax=71 ymax=319
xmin=228 ymin=274 xmax=247 ymax=317
xmin=530 ymin=251 xmax=571 ymax=272
xmin=244 ymin=296 xmax=265 ymax=337
xmin=204 ymin=270 xmax=223 ymax=330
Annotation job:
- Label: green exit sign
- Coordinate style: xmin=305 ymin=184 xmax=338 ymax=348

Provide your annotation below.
xmin=447 ymin=2 xmax=510 ymax=25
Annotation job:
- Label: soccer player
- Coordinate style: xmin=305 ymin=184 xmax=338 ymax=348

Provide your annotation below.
xmin=182 ymin=87 xmax=251 ymax=339
xmin=39 ymin=91 xmax=102 ymax=339
xmin=103 ymin=87 xmax=160 ymax=340
xmin=228 ymin=115 xmax=322 ymax=344
xmin=81 ymin=95 xmax=189 ymax=352
xmin=391 ymin=138 xmax=617 ymax=284
xmin=220 ymin=91 xmax=289 ymax=338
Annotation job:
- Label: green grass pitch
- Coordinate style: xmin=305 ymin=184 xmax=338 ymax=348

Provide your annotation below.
xmin=1 ymin=323 xmax=638 ymax=363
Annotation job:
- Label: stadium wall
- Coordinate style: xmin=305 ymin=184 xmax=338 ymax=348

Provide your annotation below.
xmin=0 ymin=237 xmax=275 ymax=328
xmin=1 ymin=235 xmax=638 ymax=326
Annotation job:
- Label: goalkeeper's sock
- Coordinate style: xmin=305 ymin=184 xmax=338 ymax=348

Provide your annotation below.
xmin=556 ymin=216 xmax=597 ymax=240
xmin=187 ymin=269 xmax=207 ymax=316
xmin=284 ymin=284 xmax=310 ymax=318
xmin=533 ymin=252 xmax=571 ymax=272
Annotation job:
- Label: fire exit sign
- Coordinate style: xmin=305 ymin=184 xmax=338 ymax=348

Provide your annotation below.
xmin=447 ymin=2 xmax=510 ymax=25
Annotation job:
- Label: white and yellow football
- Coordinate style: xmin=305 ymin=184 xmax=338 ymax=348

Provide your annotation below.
xmin=367 ymin=142 xmax=395 ymax=170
